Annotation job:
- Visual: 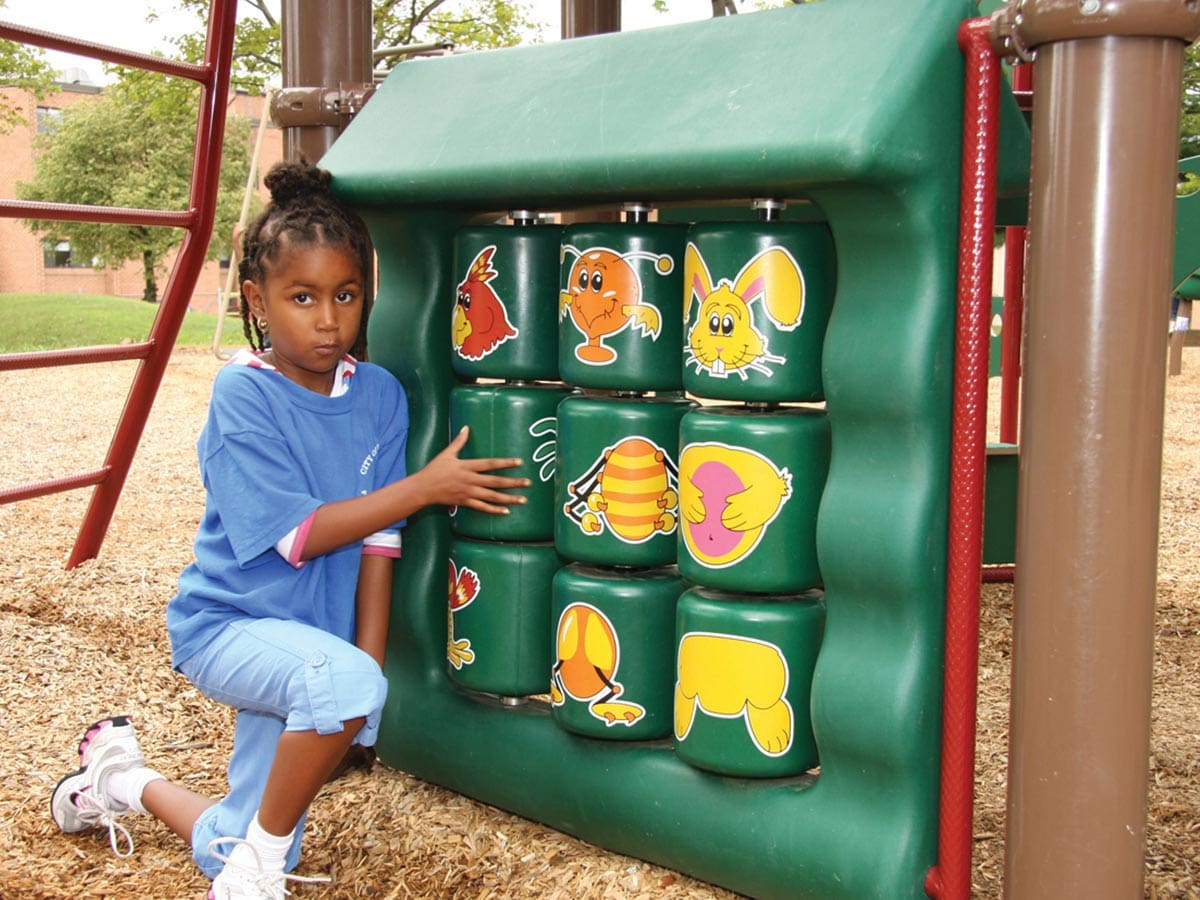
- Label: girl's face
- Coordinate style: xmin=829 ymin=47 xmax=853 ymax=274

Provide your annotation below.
xmin=244 ymin=239 xmax=364 ymax=395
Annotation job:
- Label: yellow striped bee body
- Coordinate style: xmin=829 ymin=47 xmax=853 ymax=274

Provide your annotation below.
xmin=565 ymin=436 xmax=679 ymax=544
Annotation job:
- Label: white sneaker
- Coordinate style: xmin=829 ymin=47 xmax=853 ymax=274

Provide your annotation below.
xmin=206 ymin=837 xmax=330 ymax=899
xmin=50 ymin=716 xmax=145 ymax=857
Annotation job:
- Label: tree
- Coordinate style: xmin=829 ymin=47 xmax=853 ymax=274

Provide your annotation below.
xmin=1181 ymin=43 xmax=1200 ymax=160
xmin=387 ymin=0 xmax=544 ymax=51
xmin=168 ymin=0 xmax=546 ymax=94
xmin=16 ymin=69 xmax=251 ymax=302
xmin=0 ymin=9 xmax=58 ymax=133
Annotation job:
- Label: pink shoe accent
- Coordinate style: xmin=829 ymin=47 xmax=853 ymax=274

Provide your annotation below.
xmin=77 ymin=716 xmax=133 ymax=761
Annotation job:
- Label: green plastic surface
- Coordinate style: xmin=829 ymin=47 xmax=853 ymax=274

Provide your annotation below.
xmin=558 ymin=222 xmax=687 ymax=390
xmin=555 ymin=395 xmax=692 ymax=568
xmin=683 ymin=221 xmax=836 ymax=402
xmin=450 ymin=224 xmax=561 ymax=380
xmin=322 ymin=0 xmax=1031 ymax=896
xmin=449 ymin=384 xmax=569 ymax=542
xmin=1174 ymin=156 xmax=1200 ymax=293
xmin=674 ymin=587 xmax=825 ymax=778
xmin=550 ymin=564 xmax=683 ymax=741
xmin=991 ymin=295 xmax=1005 ymax=377
xmin=983 ymin=443 xmax=1019 ymax=566
xmin=448 ymin=538 xmax=560 ymax=696
xmin=677 ymin=406 xmax=829 ymax=593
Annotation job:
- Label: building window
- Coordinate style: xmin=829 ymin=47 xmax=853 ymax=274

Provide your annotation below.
xmin=36 ymin=106 xmax=63 ymax=134
xmin=43 ymin=240 xmax=92 ymax=269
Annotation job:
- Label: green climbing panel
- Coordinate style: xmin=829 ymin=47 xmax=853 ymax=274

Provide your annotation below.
xmin=321 ymin=0 xmax=1030 ymax=896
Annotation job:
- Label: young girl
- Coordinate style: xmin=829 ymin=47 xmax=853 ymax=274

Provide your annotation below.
xmin=50 ymin=161 xmax=529 ymax=899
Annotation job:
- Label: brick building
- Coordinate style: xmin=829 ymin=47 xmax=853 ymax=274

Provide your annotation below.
xmin=0 ymin=75 xmax=282 ymax=315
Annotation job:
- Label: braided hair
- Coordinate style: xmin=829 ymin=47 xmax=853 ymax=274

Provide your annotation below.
xmin=238 ymin=160 xmax=373 ymax=357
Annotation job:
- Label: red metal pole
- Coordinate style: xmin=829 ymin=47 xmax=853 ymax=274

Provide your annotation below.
xmin=982 ymin=564 xmax=1015 ymax=584
xmin=0 ymin=20 xmax=208 ymax=81
xmin=925 ymin=17 xmax=999 ymax=900
xmin=66 ymin=0 xmax=238 ymax=567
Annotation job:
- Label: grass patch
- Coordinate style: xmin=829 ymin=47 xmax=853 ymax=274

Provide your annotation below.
xmin=0 ymin=293 xmax=242 ymax=353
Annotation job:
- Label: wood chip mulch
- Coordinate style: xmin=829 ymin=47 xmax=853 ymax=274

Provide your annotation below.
xmin=1 ymin=346 xmax=1196 ymax=899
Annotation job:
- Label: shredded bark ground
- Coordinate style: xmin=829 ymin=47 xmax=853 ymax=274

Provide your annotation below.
xmin=1 ymin=348 xmax=1196 ymax=898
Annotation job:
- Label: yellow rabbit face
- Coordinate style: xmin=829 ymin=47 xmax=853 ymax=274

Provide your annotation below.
xmin=688 ymin=284 xmax=769 ymax=378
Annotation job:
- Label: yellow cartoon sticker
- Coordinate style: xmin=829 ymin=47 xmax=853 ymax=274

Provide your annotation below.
xmin=447 ymin=560 xmax=479 ymax=670
xmin=563 ymin=436 xmax=680 ymax=544
xmin=551 ymin=602 xmax=645 ymax=727
xmin=678 ymin=441 xmax=791 ymax=567
xmin=683 ymin=242 xmax=804 ymax=380
xmin=675 ymin=631 xmax=793 ymax=756
xmin=559 ymin=244 xmax=674 ymax=365
xmin=453 ymin=245 xmax=518 ymax=362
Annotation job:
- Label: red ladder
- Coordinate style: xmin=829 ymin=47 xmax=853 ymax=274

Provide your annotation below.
xmin=0 ymin=0 xmax=237 ymax=567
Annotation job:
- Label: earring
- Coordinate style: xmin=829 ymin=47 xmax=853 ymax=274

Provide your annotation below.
xmin=257 ymin=317 xmax=269 ymax=332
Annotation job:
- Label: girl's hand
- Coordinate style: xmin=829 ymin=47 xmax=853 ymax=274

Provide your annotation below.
xmin=415 ymin=427 xmax=530 ymax=515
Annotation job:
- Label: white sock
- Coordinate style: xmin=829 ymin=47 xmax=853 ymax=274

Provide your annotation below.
xmin=105 ymin=766 xmax=165 ymax=815
xmin=236 ymin=813 xmax=294 ymax=871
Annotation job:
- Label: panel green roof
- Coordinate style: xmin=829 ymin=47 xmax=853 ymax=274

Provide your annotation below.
xmin=324 ymin=0 xmax=1028 ymax=210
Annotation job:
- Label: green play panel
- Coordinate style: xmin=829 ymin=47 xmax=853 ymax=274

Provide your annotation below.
xmin=322 ymin=0 xmax=1029 ymax=896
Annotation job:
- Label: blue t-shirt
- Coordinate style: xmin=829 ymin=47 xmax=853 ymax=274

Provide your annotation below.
xmin=167 ymin=358 xmax=409 ymax=669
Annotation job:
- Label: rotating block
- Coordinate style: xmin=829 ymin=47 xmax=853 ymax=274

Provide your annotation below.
xmin=447 ymin=538 xmax=561 ymax=697
xmin=452 ymin=224 xmax=561 ymax=380
xmin=555 ymin=394 xmax=694 ymax=567
xmin=677 ymin=405 xmax=829 ymax=593
xmin=558 ymin=222 xmax=687 ymax=390
xmin=450 ymin=383 xmax=572 ymax=541
xmin=674 ymin=587 xmax=824 ymax=777
xmin=550 ymin=563 xmax=683 ymax=740
xmin=683 ymin=221 xmax=835 ymax=402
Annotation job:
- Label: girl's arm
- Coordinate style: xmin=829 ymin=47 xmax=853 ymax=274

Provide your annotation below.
xmin=355 ymin=554 xmax=393 ymax=667
xmin=301 ymin=427 xmax=527 ymax=561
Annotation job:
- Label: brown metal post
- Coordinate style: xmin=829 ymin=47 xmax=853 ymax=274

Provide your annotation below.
xmin=990 ymin=2 xmax=1200 ymax=897
xmin=559 ymin=1 xmax=619 ymax=225
xmin=276 ymin=0 xmax=373 ymax=163
xmin=560 ymin=0 xmax=619 ymax=39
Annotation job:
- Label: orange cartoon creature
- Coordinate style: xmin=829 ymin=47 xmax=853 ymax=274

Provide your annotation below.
xmin=559 ymin=244 xmax=674 ymax=364
xmin=564 ymin=436 xmax=679 ymax=543
xmin=453 ymin=245 xmax=518 ymax=361
xmin=684 ymin=243 xmax=804 ymax=379
xmin=678 ymin=442 xmax=791 ymax=568
xmin=550 ymin=602 xmax=644 ymax=726
xmin=447 ymin=560 xmax=479 ymax=670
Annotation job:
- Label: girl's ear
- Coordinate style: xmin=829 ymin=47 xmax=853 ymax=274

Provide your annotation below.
xmin=242 ymin=280 xmax=266 ymax=321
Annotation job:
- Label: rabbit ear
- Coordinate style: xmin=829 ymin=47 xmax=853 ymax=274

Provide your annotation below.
xmin=733 ymin=246 xmax=804 ymax=329
xmin=684 ymin=242 xmax=713 ymax=304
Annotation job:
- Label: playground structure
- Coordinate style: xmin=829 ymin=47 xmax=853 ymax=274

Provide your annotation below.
xmin=0 ymin=0 xmax=237 ymax=565
xmin=1 ymin=0 xmax=1198 ymax=897
xmin=320 ymin=3 xmax=1025 ymax=895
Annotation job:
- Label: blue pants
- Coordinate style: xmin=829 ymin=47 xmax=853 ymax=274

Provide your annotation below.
xmin=177 ymin=617 xmax=388 ymax=878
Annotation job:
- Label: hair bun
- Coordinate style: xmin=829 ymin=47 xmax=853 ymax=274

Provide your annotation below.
xmin=264 ymin=161 xmax=332 ymax=206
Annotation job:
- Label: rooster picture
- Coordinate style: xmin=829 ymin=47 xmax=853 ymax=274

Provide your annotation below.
xmin=447 ymin=560 xmax=480 ymax=670
xmin=453 ymin=245 xmax=518 ymax=361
